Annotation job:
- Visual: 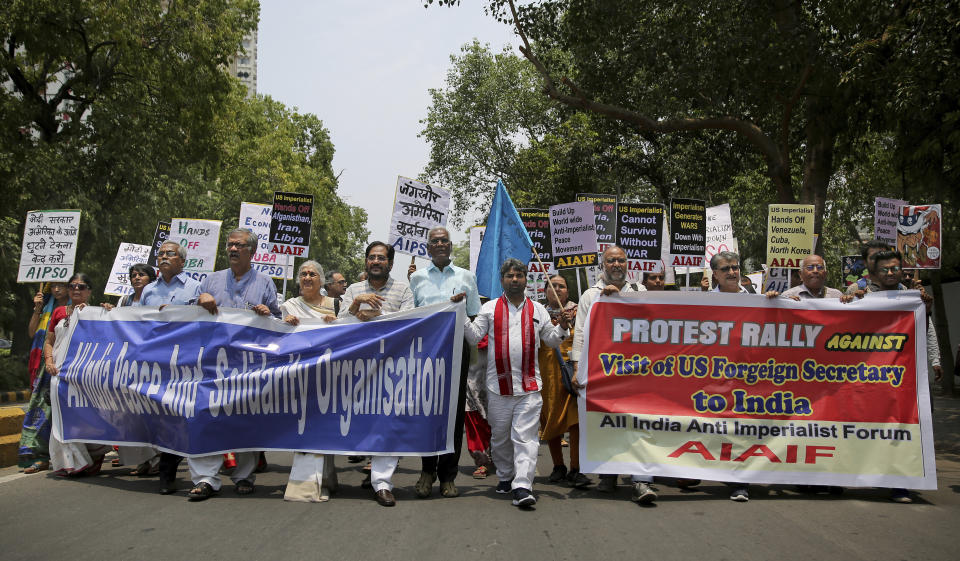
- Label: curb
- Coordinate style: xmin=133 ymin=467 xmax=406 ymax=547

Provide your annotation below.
xmin=0 ymin=390 xmax=30 ymax=404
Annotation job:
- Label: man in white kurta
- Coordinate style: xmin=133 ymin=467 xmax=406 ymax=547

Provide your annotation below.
xmin=464 ymin=258 xmax=568 ymax=507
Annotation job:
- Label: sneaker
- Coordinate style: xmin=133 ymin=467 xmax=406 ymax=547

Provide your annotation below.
xmin=631 ymin=482 xmax=658 ymax=504
xmin=512 ymin=487 xmax=537 ymax=507
xmin=597 ymin=476 xmax=617 ymax=493
xmin=730 ymin=487 xmax=750 ymax=502
xmin=566 ymin=469 xmax=592 ymax=489
xmin=415 ymin=471 xmax=437 ymax=498
xmin=890 ymin=488 xmax=912 ymax=503
xmin=495 ymin=479 xmax=513 ymax=494
xmin=548 ymin=465 xmax=568 ymax=483
xmin=440 ymin=480 xmax=459 ymax=498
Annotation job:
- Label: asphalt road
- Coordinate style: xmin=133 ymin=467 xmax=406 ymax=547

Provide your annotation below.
xmin=1 ymin=396 xmax=959 ymax=561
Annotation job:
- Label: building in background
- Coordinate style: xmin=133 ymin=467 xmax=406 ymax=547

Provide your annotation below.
xmin=229 ymin=29 xmax=257 ymax=97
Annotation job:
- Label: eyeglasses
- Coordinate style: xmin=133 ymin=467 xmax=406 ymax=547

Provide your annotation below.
xmin=880 ymin=266 xmax=902 ymax=274
xmin=717 ymin=265 xmax=740 ymax=272
xmin=427 ymin=237 xmax=451 ymax=246
xmin=366 ymin=255 xmax=389 ymax=262
xmin=67 ymin=283 xmax=89 ymax=290
xmin=604 ymin=257 xmax=627 ymax=264
xmin=157 ymin=250 xmax=179 ymax=257
xmin=226 ymin=241 xmax=249 ymax=249
xmin=803 ymin=264 xmax=825 ymax=271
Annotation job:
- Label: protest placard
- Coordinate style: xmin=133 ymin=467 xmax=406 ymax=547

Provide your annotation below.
xmin=469 ymin=226 xmax=485 ymax=272
xmin=897 ymin=204 xmax=941 ymax=269
xmin=669 ymin=198 xmax=706 ymax=268
xmin=169 ymin=218 xmax=222 ymax=282
xmin=577 ymin=291 xmax=935 ymax=489
xmin=576 ymin=193 xmax=617 ymax=254
xmin=616 ymin=203 xmax=663 ymax=263
xmin=842 ymin=255 xmax=866 ymax=287
xmin=767 ymin=204 xmax=815 ymax=268
xmin=53 ymin=302 xmax=463 ymax=457
xmin=705 ymin=204 xmax=737 ymax=263
xmin=519 ymin=208 xmax=554 ymax=300
xmin=240 ymin=202 xmax=293 ymax=280
xmin=18 ymin=210 xmax=82 ymax=283
xmin=875 ymin=197 xmax=907 ymax=244
xmin=146 ymin=221 xmax=171 ymax=268
xmin=549 ymin=201 xmax=598 ymax=269
xmin=762 ymin=267 xmax=791 ymax=293
xmin=104 ymin=243 xmax=152 ymax=297
xmin=388 ymin=176 xmax=451 ymax=258
xmin=269 ymin=191 xmax=313 ymax=258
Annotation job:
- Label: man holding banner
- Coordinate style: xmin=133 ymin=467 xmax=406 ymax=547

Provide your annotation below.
xmin=409 ymin=227 xmax=480 ymax=499
xmin=140 ymin=241 xmax=201 ymax=495
xmin=464 ymin=258 xmax=570 ymax=508
xmin=571 ymin=246 xmax=658 ymax=504
xmin=188 ymin=229 xmax=281 ymax=501
xmin=339 ymin=241 xmax=414 ymax=506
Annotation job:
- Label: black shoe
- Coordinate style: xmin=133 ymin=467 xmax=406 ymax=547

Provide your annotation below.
xmin=548 ymin=465 xmax=568 ymax=483
xmin=566 ymin=469 xmax=592 ymax=489
xmin=361 ymin=473 xmax=373 ymax=489
xmin=158 ymin=478 xmax=177 ymax=495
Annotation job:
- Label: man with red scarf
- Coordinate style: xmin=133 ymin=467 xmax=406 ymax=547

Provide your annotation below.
xmin=464 ymin=258 xmax=570 ymax=507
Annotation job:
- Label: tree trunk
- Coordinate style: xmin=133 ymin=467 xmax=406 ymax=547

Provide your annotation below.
xmin=800 ymin=118 xmax=835 ymax=254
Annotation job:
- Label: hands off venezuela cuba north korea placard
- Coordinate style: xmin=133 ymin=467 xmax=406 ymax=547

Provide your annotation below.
xmin=577 ymin=291 xmax=935 ymax=490
xmin=51 ymin=302 xmax=463 ymax=457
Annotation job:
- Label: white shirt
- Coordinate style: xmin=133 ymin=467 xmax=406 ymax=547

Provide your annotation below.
xmin=571 ymin=279 xmax=643 ymax=361
xmin=464 ymin=297 xmax=567 ymax=396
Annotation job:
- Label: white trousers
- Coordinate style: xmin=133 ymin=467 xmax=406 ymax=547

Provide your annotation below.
xmin=488 ymin=391 xmax=542 ymax=491
xmin=188 ymin=452 xmax=257 ymax=491
xmin=371 ymin=456 xmax=399 ymax=492
xmin=284 ymin=453 xmax=338 ymax=502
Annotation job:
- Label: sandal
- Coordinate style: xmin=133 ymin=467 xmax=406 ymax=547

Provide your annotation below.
xmin=188 ymin=482 xmax=217 ymax=501
xmin=23 ymin=460 xmax=50 ymax=474
xmin=235 ymin=479 xmax=255 ymax=495
xmin=83 ymin=455 xmax=105 ymax=476
xmin=472 ymin=465 xmax=489 ymax=479
xmin=129 ymin=461 xmax=159 ymax=477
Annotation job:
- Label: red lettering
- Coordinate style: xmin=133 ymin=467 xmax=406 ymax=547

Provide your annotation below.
xmin=668 ymin=441 xmax=716 ymax=461
xmin=733 ymin=444 xmax=781 ymax=463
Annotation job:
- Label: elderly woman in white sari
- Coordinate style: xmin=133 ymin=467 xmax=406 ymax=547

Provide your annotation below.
xmin=281 ymin=260 xmax=338 ymax=501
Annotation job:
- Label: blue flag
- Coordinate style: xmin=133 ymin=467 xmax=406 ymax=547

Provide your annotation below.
xmin=476 ymin=179 xmax=534 ymax=298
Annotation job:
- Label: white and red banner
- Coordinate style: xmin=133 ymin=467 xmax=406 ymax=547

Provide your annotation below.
xmin=577 ymin=291 xmax=935 ymax=489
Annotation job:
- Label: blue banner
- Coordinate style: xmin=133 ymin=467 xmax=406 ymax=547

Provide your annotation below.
xmin=51 ymin=302 xmax=464 ymax=457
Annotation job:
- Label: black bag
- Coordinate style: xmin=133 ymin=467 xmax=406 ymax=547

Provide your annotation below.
xmin=554 ymin=348 xmax=579 ymax=397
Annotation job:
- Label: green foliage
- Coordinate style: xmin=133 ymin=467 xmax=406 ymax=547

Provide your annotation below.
xmin=0 ymin=1 xmax=369 ymax=362
xmin=426 ymin=1 xmax=959 ymax=288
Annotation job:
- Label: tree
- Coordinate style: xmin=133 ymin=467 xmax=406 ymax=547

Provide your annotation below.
xmin=0 ymin=2 xmax=370 ymax=383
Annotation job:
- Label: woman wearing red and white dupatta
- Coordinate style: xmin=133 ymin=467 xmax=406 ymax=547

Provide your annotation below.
xmin=463 ymin=258 xmax=570 ymax=508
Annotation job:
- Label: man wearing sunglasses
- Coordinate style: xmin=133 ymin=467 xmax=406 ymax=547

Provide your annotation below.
xmin=323 ymin=271 xmax=348 ymax=315
xmin=710 ymin=251 xmax=748 ymax=294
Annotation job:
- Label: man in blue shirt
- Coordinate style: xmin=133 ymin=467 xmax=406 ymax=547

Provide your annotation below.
xmin=139 ymin=241 xmax=202 ymax=495
xmin=140 ymin=241 xmax=202 ymax=308
xmin=187 ymin=228 xmax=281 ymax=502
xmin=408 ymin=227 xmax=480 ymax=499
